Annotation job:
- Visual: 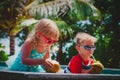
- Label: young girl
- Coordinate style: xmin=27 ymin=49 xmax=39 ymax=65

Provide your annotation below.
xmin=10 ymin=18 xmax=59 ymax=72
xmin=64 ymin=32 xmax=98 ymax=74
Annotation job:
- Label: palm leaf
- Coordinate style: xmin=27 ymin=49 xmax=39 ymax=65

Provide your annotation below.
xmin=23 ymin=0 xmax=101 ymax=21
xmin=24 ymin=0 xmax=73 ymax=19
xmin=64 ymin=0 xmax=101 ymax=24
xmin=55 ymin=20 xmax=73 ymax=41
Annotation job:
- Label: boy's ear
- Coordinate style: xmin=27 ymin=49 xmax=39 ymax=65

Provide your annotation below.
xmin=76 ymin=45 xmax=79 ymax=51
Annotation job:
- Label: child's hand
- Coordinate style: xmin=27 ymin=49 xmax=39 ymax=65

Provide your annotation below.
xmin=46 ymin=60 xmax=61 ymax=73
xmin=90 ymin=61 xmax=104 ymax=74
xmin=42 ymin=59 xmax=54 ymax=70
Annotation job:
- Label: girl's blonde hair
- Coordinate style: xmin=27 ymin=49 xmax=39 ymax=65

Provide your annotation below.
xmin=27 ymin=18 xmax=59 ymax=42
xmin=75 ymin=32 xmax=97 ymax=45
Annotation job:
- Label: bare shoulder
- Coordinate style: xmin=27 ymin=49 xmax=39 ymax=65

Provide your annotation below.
xmin=22 ymin=39 xmax=34 ymax=50
xmin=21 ymin=39 xmax=35 ymax=58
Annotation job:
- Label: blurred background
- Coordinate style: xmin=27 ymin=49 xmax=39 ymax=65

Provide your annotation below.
xmin=0 ymin=0 xmax=120 ymax=69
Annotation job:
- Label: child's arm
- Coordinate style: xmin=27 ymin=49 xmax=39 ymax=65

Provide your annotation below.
xmin=22 ymin=40 xmax=43 ymax=65
xmin=22 ymin=41 xmax=53 ymax=69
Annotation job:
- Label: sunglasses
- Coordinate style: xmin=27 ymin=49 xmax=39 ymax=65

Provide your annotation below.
xmin=80 ymin=46 xmax=96 ymax=51
xmin=36 ymin=32 xmax=57 ymax=44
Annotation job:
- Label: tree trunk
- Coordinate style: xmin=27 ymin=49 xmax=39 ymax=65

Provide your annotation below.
xmin=9 ymin=35 xmax=15 ymax=56
xmin=56 ymin=41 xmax=63 ymax=64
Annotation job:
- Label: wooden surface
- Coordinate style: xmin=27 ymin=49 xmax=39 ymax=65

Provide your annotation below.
xmin=0 ymin=70 xmax=120 ymax=80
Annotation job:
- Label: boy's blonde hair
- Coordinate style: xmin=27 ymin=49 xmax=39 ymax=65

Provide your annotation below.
xmin=75 ymin=32 xmax=97 ymax=45
xmin=27 ymin=18 xmax=59 ymax=42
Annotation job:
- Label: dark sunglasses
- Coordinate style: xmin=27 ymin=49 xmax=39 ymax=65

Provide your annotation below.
xmin=80 ymin=46 xmax=96 ymax=51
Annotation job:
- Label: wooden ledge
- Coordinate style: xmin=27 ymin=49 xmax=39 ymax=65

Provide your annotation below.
xmin=0 ymin=70 xmax=120 ymax=80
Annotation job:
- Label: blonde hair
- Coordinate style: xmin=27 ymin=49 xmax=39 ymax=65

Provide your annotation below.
xmin=75 ymin=32 xmax=97 ymax=45
xmin=27 ymin=18 xmax=59 ymax=43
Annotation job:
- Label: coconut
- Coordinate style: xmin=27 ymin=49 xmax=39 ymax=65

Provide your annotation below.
xmin=91 ymin=61 xmax=104 ymax=74
xmin=46 ymin=60 xmax=61 ymax=73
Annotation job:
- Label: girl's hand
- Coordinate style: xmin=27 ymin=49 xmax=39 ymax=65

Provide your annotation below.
xmin=46 ymin=60 xmax=61 ymax=73
xmin=42 ymin=59 xmax=54 ymax=70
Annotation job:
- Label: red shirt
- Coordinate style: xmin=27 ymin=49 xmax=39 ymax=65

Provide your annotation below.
xmin=68 ymin=54 xmax=94 ymax=73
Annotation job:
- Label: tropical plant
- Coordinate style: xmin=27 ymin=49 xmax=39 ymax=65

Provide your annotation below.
xmin=93 ymin=0 xmax=120 ymax=68
xmin=0 ymin=43 xmax=8 ymax=62
xmin=0 ymin=0 xmax=34 ymax=55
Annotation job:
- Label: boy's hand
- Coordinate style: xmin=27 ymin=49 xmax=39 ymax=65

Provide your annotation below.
xmin=90 ymin=61 xmax=104 ymax=74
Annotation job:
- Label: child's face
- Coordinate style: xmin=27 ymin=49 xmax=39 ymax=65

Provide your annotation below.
xmin=77 ymin=40 xmax=96 ymax=58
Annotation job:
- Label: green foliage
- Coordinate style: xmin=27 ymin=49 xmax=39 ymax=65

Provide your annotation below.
xmin=93 ymin=0 xmax=120 ymax=68
xmin=68 ymin=0 xmax=101 ymax=22
xmin=55 ymin=20 xmax=74 ymax=41
xmin=0 ymin=43 xmax=8 ymax=62
xmin=0 ymin=50 xmax=8 ymax=62
xmin=0 ymin=43 xmax=5 ymax=49
xmin=67 ymin=43 xmax=78 ymax=61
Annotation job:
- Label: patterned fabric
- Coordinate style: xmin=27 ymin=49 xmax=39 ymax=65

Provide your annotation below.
xmin=64 ymin=54 xmax=94 ymax=73
xmin=64 ymin=67 xmax=71 ymax=73
xmin=10 ymin=48 xmax=46 ymax=72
